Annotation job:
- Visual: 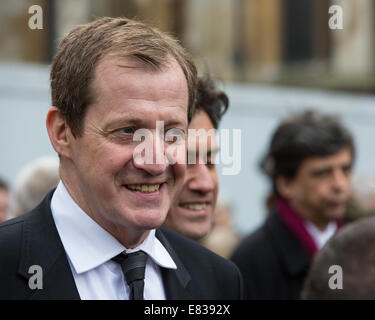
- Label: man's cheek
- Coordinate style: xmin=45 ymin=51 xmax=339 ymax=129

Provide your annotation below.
xmin=173 ymin=163 xmax=186 ymax=193
xmin=166 ymin=142 xmax=186 ymax=166
xmin=176 ymin=162 xmax=187 ymax=181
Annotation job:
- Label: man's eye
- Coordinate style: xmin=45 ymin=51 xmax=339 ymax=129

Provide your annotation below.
xmin=165 ymin=128 xmax=185 ymax=143
xmin=343 ymin=165 xmax=352 ymax=175
xmin=120 ymin=127 xmax=135 ymax=135
xmin=312 ymin=169 xmax=331 ymax=178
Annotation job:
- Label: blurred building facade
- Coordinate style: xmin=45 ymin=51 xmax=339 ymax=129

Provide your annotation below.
xmin=1 ymin=0 xmax=375 ymax=235
xmin=0 ymin=0 xmax=374 ymax=92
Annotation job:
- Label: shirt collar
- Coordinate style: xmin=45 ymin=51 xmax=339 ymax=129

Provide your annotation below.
xmin=304 ymin=220 xmax=337 ymax=249
xmin=50 ymin=181 xmax=176 ymax=274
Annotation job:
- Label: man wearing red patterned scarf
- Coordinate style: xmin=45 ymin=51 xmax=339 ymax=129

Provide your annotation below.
xmin=231 ymin=110 xmax=355 ymax=300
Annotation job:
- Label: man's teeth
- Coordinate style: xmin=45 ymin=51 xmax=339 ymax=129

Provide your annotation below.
xmin=126 ymin=184 xmax=160 ymax=193
xmin=181 ymin=203 xmax=207 ymax=211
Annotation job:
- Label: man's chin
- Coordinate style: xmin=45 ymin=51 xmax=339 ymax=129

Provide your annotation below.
xmin=325 ymin=207 xmax=346 ymax=221
xmin=133 ymin=209 xmax=169 ymax=230
xmin=181 ymin=223 xmax=211 ymax=241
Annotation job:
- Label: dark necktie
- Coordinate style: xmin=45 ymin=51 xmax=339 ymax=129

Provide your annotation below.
xmin=112 ymin=250 xmax=148 ymax=300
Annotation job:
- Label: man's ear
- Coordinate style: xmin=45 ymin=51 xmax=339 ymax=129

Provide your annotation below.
xmin=46 ymin=107 xmax=73 ymax=158
xmin=276 ymin=175 xmax=295 ymax=200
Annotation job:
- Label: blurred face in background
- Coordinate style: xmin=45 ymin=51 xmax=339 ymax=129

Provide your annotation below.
xmin=0 ymin=188 xmax=9 ymax=222
xmin=278 ymin=148 xmax=353 ymax=230
xmin=165 ymin=110 xmax=219 ymax=240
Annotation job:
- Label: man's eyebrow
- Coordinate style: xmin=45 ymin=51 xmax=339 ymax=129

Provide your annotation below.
xmin=103 ymin=117 xmax=186 ymax=131
xmin=310 ymin=161 xmax=353 ymax=174
xmin=342 ymin=163 xmax=353 ymax=169
xmin=164 ymin=119 xmax=188 ymax=129
xmin=310 ymin=166 xmax=333 ymax=175
xmin=103 ymin=118 xmax=145 ymax=130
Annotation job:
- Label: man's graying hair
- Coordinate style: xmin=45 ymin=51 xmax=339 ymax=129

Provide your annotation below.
xmin=260 ymin=110 xmax=355 ymax=196
xmin=51 ymin=17 xmax=197 ymax=137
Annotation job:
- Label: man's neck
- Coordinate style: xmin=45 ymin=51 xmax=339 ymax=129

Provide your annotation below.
xmin=60 ymin=170 xmax=150 ymax=249
xmin=302 ymin=216 xmax=329 ymax=232
xmin=288 ymin=201 xmax=329 ymax=232
xmin=104 ymin=221 xmax=151 ymax=249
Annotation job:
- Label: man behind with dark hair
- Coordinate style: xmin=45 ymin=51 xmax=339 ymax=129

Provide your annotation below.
xmin=302 ymin=215 xmax=375 ymax=299
xmin=231 ymin=110 xmax=355 ymax=299
xmin=164 ymin=75 xmax=229 ymax=241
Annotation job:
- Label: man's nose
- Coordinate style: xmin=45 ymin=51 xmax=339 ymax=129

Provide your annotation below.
xmin=332 ymin=169 xmax=350 ymax=192
xmin=133 ymin=131 xmax=168 ymax=176
xmin=188 ymin=164 xmax=215 ymax=194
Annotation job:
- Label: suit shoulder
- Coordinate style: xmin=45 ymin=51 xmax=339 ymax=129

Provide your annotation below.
xmin=231 ymin=219 xmax=280 ymax=269
xmin=0 ymin=208 xmax=41 ymax=258
xmin=160 ymin=227 xmax=222 ymax=259
xmin=160 ymin=227 xmax=240 ymax=272
xmin=159 ymin=227 xmax=244 ymax=299
xmin=232 ymin=224 xmax=269 ymax=256
xmin=0 ymin=215 xmax=26 ymax=248
xmin=0 ymin=215 xmax=29 ymax=274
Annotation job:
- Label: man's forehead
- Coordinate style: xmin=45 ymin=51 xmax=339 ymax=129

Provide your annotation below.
xmin=302 ymin=148 xmax=353 ymax=169
xmin=94 ymin=54 xmax=182 ymax=80
xmin=94 ymin=55 xmax=185 ymax=95
xmin=87 ymin=54 xmax=189 ymax=122
xmin=97 ymin=55 xmax=149 ymax=73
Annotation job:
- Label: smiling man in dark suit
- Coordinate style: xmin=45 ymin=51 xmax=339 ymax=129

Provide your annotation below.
xmin=0 ymin=17 xmax=243 ymax=300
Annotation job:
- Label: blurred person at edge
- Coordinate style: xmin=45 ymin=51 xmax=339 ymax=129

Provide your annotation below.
xmin=0 ymin=17 xmax=244 ymax=300
xmin=164 ymin=75 xmax=229 ymax=241
xmin=231 ymin=110 xmax=355 ymax=299
xmin=342 ymin=176 xmax=375 ymax=224
xmin=0 ymin=178 xmax=9 ymax=222
xmin=302 ymin=215 xmax=375 ymax=299
xmin=9 ymin=156 xmax=59 ymax=218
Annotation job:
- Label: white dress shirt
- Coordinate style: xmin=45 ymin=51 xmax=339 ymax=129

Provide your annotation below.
xmin=304 ymin=221 xmax=337 ymax=250
xmin=50 ymin=181 xmax=177 ymax=300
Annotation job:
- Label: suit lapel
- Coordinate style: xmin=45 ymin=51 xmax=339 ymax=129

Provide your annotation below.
xmin=155 ymin=228 xmax=192 ymax=300
xmin=266 ymin=211 xmax=310 ymax=276
xmin=17 ymin=192 xmax=193 ymax=300
xmin=17 ymin=191 xmax=80 ymax=299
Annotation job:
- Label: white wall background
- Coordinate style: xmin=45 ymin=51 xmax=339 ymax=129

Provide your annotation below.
xmin=2 ymin=63 xmax=375 ymax=236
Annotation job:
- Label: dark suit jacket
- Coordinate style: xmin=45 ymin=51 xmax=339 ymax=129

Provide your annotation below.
xmin=0 ymin=191 xmax=244 ymax=300
xmin=231 ymin=211 xmax=310 ymax=300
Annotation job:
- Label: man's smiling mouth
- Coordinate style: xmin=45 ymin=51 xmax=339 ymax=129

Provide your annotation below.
xmin=179 ymin=203 xmax=208 ymax=211
xmin=125 ymin=184 xmax=161 ymax=193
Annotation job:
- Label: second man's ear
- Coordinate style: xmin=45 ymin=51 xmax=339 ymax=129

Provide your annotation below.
xmin=276 ymin=175 xmax=295 ymax=200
